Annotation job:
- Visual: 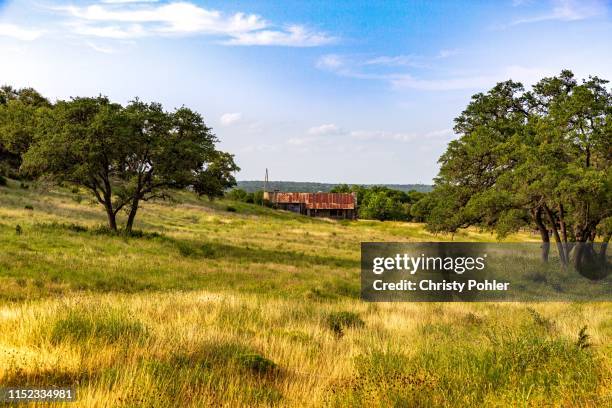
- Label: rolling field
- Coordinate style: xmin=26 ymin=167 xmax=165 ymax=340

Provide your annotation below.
xmin=0 ymin=180 xmax=610 ymax=407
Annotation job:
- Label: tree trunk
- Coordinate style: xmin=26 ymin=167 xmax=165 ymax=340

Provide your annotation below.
xmin=533 ymin=207 xmax=550 ymax=262
xmin=558 ymin=204 xmax=570 ymax=263
xmin=543 ymin=205 xmax=567 ymax=266
xmin=125 ymin=198 xmax=140 ymax=233
xmin=105 ymin=204 xmax=117 ymax=231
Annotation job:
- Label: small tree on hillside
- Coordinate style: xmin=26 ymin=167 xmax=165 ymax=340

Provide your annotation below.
xmin=193 ymin=151 xmax=240 ymax=200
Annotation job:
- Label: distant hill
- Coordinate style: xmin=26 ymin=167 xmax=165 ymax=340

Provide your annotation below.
xmin=236 ymin=180 xmax=433 ymax=193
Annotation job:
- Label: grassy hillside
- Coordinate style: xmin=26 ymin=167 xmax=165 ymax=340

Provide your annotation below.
xmin=236 ymin=180 xmax=433 ymax=193
xmin=0 ymin=179 xmax=610 ymax=407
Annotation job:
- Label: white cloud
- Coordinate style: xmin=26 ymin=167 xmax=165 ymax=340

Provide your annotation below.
xmin=511 ymin=0 xmax=607 ymax=25
xmin=318 ymin=51 xmax=554 ymax=92
xmin=101 ymin=0 xmax=159 ymax=4
xmin=287 ymin=124 xmax=453 ymax=149
xmin=307 ymin=123 xmax=343 ymax=136
xmin=86 ymin=41 xmax=116 ymax=53
xmin=223 ymin=25 xmax=335 ymax=47
xmin=52 ymin=1 xmax=333 ymax=47
xmin=316 ymin=54 xmax=344 ymax=70
xmin=220 ymin=112 xmax=243 ymax=126
xmin=0 ymin=23 xmax=43 ymax=41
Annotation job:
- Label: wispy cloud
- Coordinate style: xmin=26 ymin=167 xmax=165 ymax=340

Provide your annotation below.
xmin=220 ymin=112 xmax=243 ymax=126
xmin=223 ymin=25 xmax=334 ymax=47
xmin=288 ymin=124 xmax=454 ymax=148
xmin=85 ymin=41 xmax=116 ymax=53
xmin=510 ymin=0 xmax=607 ymax=25
xmin=100 ymin=0 xmax=160 ymax=4
xmin=52 ymin=1 xmax=334 ymax=46
xmin=307 ymin=123 xmax=343 ymax=136
xmin=0 ymin=23 xmax=43 ymax=41
xmin=317 ymin=50 xmax=552 ymax=92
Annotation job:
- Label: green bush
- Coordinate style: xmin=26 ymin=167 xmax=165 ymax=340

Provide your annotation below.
xmin=237 ymin=353 xmax=278 ymax=374
xmin=0 ymin=174 xmax=6 ymax=186
xmin=326 ymin=311 xmax=365 ymax=336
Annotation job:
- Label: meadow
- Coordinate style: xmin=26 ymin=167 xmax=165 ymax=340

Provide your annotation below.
xmin=0 ymin=179 xmax=610 ymax=407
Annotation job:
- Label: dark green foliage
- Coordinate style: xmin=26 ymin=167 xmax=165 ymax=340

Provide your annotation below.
xmin=225 ymin=205 xmax=237 ymax=212
xmin=326 ymin=311 xmax=365 ymax=336
xmin=0 ymin=86 xmax=51 ymax=178
xmin=24 ymin=204 xmax=33 ymax=210
xmin=330 ymin=184 xmax=426 ymax=221
xmin=193 ymin=151 xmax=240 ymax=200
xmin=0 ymin=174 xmax=6 ymax=185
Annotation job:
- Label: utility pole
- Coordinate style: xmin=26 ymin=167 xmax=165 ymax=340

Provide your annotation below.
xmin=263 ymin=168 xmax=269 ymax=206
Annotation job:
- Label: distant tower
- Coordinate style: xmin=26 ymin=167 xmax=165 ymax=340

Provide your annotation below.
xmin=263 ymin=168 xmax=269 ymax=205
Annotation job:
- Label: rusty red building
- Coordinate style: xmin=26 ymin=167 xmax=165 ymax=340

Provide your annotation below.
xmin=263 ymin=191 xmax=357 ymax=219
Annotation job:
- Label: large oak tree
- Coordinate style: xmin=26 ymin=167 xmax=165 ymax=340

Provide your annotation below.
xmin=422 ymin=71 xmax=611 ymax=278
xmin=22 ymin=96 xmax=238 ymax=232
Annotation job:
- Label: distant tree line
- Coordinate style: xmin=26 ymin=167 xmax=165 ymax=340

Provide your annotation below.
xmin=235 ymin=180 xmax=433 ymax=193
xmin=331 ymin=184 xmax=426 ymax=222
xmin=416 ymin=70 xmax=611 ymax=279
xmin=0 ymin=85 xmax=239 ymax=232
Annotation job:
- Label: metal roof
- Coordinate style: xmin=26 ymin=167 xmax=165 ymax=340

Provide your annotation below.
xmin=271 ymin=192 xmax=355 ymax=210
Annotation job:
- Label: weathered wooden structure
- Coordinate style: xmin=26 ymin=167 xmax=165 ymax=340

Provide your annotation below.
xmin=264 ymin=191 xmax=357 ymax=219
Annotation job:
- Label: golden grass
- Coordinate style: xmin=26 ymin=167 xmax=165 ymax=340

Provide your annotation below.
xmin=0 ymin=181 xmax=610 ymax=407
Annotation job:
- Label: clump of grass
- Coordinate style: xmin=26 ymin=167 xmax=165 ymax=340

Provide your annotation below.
xmin=0 ymin=174 xmax=7 ymax=186
xmin=527 ymin=307 xmax=555 ymax=332
xmin=225 ymin=205 xmax=237 ymax=212
xmin=24 ymin=204 xmax=33 ymax=210
xmin=237 ymin=353 xmax=277 ymax=374
xmin=576 ymin=326 xmax=591 ymax=349
xmin=50 ymin=307 xmax=148 ymax=345
xmin=326 ymin=311 xmax=365 ymax=337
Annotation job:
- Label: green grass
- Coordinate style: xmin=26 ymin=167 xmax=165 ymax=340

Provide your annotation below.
xmin=0 ymin=179 xmax=610 ymax=407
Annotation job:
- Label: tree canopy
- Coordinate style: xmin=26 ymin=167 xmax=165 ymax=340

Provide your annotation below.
xmin=420 ymin=70 xmax=611 ymax=278
xmin=2 ymin=89 xmax=240 ymax=233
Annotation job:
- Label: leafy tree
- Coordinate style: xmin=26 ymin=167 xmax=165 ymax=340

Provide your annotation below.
xmin=226 ymin=188 xmax=249 ymax=202
xmin=193 ymin=151 xmax=240 ymax=200
xmin=0 ymin=86 xmax=51 ymax=177
xmin=23 ymin=96 xmax=236 ymax=232
xmin=424 ymin=70 xmax=611 ymax=278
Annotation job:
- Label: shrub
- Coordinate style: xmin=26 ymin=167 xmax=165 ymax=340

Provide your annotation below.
xmin=226 ymin=205 xmax=237 ymax=212
xmin=326 ymin=311 xmax=365 ymax=337
xmin=576 ymin=326 xmax=591 ymax=349
xmin=237 ymin=353 xmax=278 ymax=374
xmin=0 ymin=174 xmax=6 ymax=186
xmin=24 ymin=205 xmax=33 ymax=210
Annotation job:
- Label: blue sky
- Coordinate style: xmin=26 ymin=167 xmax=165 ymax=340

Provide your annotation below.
xmin=0 ymin=0 xmax=611 ymax=184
